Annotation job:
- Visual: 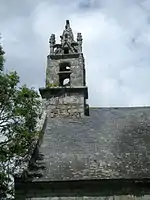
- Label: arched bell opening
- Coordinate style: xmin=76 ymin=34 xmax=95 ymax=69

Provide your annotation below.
xmin=59 ymin=62 xmax=71 ymax=86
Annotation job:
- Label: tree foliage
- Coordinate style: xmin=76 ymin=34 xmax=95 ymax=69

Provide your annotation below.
xmin=0 ymin=42 xmax=41 ymax=199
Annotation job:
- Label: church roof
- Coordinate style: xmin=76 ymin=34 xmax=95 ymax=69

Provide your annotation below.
xmin=27 ymin=107 xmax=150 ymax=182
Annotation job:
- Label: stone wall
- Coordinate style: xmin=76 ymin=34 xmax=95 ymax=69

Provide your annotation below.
xmin=27 ymin=195 xmax=150 ymax=200
xmin=44 ymin=93 xmax=85 ymax=118
xmin=46 ymin=55 xmax=85 ymax=87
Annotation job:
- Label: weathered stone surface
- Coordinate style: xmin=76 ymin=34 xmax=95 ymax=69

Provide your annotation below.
xmin=44 ymin=20 xmax=87 ymax=119
xmin=46 ymin=21 xmax=85 ymax=88
xmin=46 ymin=55 xmax=85 ymax=87
xmin=44 ymin=93 xmax=85 ymax=118
xmin=26 ymin=107 xmax=150 ymax=182
xmin=27 ymin=195 xmax=150 ymax=200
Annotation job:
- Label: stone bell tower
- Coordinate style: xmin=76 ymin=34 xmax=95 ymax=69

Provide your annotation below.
xmin=39 ymin=20 xmax=89 ymax=118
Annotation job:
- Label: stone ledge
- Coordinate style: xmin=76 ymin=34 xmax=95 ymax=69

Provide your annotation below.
xmin=48 ymin=53 xmax=80 ymax=60
xmin=15 ymin=179 xmax=150 ymax=198
xmin=39 ymin=87 xmax=88 ymax=99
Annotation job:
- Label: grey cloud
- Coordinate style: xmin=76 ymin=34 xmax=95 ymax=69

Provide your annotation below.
xmin=0 ymin=0 xmax=49 ymax=89
xmin=1 ymin=0 xmax=150 ymax=106
xmin=0 ymin=0 xmax=42 ymax=20
xmin=78 ymin=0 xmax=100 ymax=10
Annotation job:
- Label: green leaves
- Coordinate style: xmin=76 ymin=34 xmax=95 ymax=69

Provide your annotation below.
xmin=0 ymin=42 xmax=41 ymax=199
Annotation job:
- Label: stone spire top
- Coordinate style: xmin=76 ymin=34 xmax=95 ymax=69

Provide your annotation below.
xmin=49 ymin=20 xmax=83 ymax=56
xmin=60 ymin=20 xmax=74 ymax=44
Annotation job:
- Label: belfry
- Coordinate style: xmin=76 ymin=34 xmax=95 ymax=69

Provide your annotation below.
xmin=40 ymin=20 xmax=89 ymax=118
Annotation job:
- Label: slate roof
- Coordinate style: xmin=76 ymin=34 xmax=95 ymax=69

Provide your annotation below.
xmin=27 ymin=107 xmax=150 ymax=182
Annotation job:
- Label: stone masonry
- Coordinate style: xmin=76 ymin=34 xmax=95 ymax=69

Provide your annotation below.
xmin=46 ymin=54 xmax=85 ymax=87
xmin=27 ymin=195 xmax=150 ymax=200
xmin=40 ymin=20 xmax=88 ymax=118
xmin=44 ymin=93 xmax=85 ymax=118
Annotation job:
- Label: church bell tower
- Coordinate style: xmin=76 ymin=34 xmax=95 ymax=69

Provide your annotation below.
xmin=39 ymin=20 xmax=89 ymax=118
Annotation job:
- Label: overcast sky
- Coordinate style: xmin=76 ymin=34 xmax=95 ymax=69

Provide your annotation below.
xmin=1 ymin=0 xmax=150 ymax=107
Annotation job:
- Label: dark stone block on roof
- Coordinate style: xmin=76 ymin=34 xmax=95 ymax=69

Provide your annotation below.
xmin=27 ymin=107 xmax=150 ymax=182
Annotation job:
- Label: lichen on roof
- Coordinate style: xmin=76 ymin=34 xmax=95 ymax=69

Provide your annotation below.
xmin=24 ymin=107 xmax=150 ymax=182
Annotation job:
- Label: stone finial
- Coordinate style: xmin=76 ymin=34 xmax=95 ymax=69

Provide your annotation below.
xmin=49 ymin=34 xmax=55 ymax=54
xmin=49 ymin=34 xmax=55 ymax=45
xmin=77 ymin=33 xmax=82 ymax=42
xmin=65 ymin=20 xmax=70 ymax=29
xmin=60 ymin=20 xmax=74 ymax=44
xmin=77 ymin=33 xmax=83 ymax=53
